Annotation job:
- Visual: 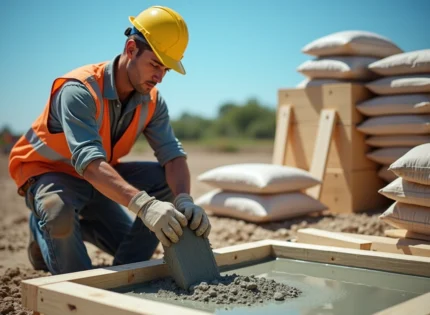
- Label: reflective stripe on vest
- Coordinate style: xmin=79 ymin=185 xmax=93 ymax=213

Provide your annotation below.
xmin=22 ymin=74 xmax=105 ymax=165
xmin=87 ymin=75 xmax=104 ymax=128
xmin=24 ymin=128 xmax=71 ymax=164
xmin=134 ymin=100 xmax=150 ymax=141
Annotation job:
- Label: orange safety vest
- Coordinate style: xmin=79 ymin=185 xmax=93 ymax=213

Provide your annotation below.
xmin=9 ymin=61 xmax=157 ymax=194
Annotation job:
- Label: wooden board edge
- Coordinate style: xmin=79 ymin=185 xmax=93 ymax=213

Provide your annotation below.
xmin=296 ymin=228 xmax=372 ymax=250
xmin=36 ymin=281 xmax=210 ymax=315
xmin=306 ymin=108 xmax=337 ymax=200
xmin=21 ymin=241 xmax=275 ymax=309
xmin=373 ymin=292 xmax=430 ymax=315
xmin=269 ymin=240 xmax=430 ymax=277
xmin=336 ymin=232 xmax=430 ymax=257
xmin=272 ymin=104 xmax=292 ymax=165
xmin=213 ymin=240 xmax=274 ymax=268
xmin=21 ymin=259 xmax=167 ymax=309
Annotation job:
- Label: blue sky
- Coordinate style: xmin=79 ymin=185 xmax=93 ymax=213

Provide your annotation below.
xmin=1 ymin=0 xmax=429 ymax=133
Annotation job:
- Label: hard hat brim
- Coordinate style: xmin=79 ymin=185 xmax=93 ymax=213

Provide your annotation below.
xmin=129 ymin=16 xmax=186 ymax=75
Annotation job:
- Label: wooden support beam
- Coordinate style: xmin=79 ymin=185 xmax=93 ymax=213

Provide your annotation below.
xmin=337 ymin=232 xmax=430 ymax=258
xmin=296 ymin=228 xmax=372 ymax=250
xmin=37 ymin=281 xmax=208 ymax=315
xmin=295 ymin=229 xmax=430 ymax=257
xmin=306 ymin=109 xmax=337 ymax=199
xmin=270 ymin=239 xmax=430 ymax=277
xmin=272 ymin=105 xmax=292 ymax=165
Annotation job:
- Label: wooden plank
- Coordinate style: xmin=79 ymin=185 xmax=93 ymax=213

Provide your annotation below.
xmin=277 ymin=83 xmax=370 ymax=125
xmin=21 ymin=241 xmax=273 ymax=311
xmin=296 ymin=228 xmax=372 ymax=250
xmin=21 ymin=259 xmax=169 ymax=311
xmin=374 ymin=292 xmax=430 ymax=315
xmin=270 ymin=240 xmax=430 ymax=277
xmin=37 ymin=281 xmax=209 ymax=315
xmin=338 ymin=232 xmax=430 ymax=257
xmin=306 ymin=109 xmax=337 ymax=199
xmin=385 ymin=229 xmax=430 ymax=242
xmin=272 ymin=105 xmax=291 ymax=165
xmin=284 ymin=122 xmax=377 ymax=171
xmin=319 ymin=168 xmax=390 ymax=213
xmin=213 ymin=240 xmax=273 ymax=267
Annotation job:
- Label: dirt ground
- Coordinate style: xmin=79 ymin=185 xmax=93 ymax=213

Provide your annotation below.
xmin=0 ymin=146 xmax=391 ymax=314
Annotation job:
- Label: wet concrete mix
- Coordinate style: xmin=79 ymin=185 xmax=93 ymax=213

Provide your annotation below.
xmin=146 ymin=273 xmax=302 ymax=307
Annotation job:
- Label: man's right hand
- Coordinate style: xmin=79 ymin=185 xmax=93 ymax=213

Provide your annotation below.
xmin=128 ymin=191 xmax=187 ymax=247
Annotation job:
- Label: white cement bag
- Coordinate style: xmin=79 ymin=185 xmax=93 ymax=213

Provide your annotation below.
xmin=379 ymin=202 xmax=430 ymax=236
xmin=356 ymin=115 xmax=430 ymax=135
xmin=195 ymin=189 xmax=327 ymax=223
xmin=379 ymin=177 xmax=430 ymax=207
xmin=366 ymin=74 xmax=430 ymax=95
xmin=388 ymin=143 xmax=430 ymax=185
xmin=369 ymin=49 xmax=430 ymax=76
xmin=302 ymin=30 xmax=402 ymax=58
xmin=356 ymin=94 xmax=430 ymax=116
xmin=366 ymin=135 xmax=430 ymax=148
xmin=366 ymin=147 xmax=413 ymax=165
xmin=197 ymin=163 xmax=320 ymax=194
xmin=297 ymin=56 xmax=379 ymax=80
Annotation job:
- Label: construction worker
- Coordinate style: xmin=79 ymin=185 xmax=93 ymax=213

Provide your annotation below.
xmin=8 ymin=6 xmax=211 ymax=275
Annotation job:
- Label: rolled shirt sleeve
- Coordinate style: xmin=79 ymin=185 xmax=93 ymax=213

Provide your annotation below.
xmin=143 ymin=91 xmax=187 ymax=166
xmin=49 ymin=81 xmax=107 ymax=176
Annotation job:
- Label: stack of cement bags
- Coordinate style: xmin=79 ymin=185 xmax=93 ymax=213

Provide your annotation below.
xmin=356 ymin=49 xmax=430 ymax=182
xmin=194 ymin=163 xmax=327 ymax=223
xmin=296 ymin=30 xmax=403 ymax=87
xmin=378 ymin=144 xmax=430 ymax=236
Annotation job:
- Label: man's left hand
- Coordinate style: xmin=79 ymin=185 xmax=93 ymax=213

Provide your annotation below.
xmin=174 ymin=193 xmax=211 ymax=238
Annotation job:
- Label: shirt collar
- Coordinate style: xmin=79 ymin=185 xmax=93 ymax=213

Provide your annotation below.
xmin=103 ymin=56 xmax=119 ymax=100
xmin=103 ymin=55 xmax=151 ymax=104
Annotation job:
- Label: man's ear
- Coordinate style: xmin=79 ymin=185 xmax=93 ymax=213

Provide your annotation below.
xmin=126 ymin=39 xmax=137 ymax=59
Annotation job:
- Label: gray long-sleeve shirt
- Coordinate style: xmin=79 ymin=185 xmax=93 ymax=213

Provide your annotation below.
xmin=47 ymin=56 xmax=187 ymax=176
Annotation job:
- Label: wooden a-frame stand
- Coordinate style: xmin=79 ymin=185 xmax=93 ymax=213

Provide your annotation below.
xmin=277 ymin=83 xmax=390 ymax=213
xmin=272 ymin=105 xmax=337 ymax=200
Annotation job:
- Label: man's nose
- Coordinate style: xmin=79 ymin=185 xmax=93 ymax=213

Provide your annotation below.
xmin=153 ymin=70 xmax=164 ymax=83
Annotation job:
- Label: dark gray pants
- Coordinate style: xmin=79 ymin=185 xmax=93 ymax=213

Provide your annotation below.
xmin=25 ymin=161 xmax=173 ymax=275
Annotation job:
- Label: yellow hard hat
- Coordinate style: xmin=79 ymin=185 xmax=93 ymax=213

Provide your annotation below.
xmin=129 ymin=6 xmax=189 ymax=75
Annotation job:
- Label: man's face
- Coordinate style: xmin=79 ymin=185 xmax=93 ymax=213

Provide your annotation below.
xmin=126 ymin=44 xmax=170 ymax=95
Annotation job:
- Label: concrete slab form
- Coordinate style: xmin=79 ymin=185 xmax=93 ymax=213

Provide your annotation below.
xmin=22 ymin=240 xmax=430 ymax=315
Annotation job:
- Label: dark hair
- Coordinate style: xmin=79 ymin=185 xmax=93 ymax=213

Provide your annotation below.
xmin=124 ymin=27 xmax=153 ymax=57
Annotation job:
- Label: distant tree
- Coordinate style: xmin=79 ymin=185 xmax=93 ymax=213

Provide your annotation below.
xmin=171 ymin=112 xmax=212 ymax=140
xmin=218 ymin=102 xmax=237 ymax=117
xmin=170 ymin=98 xmax=276 ymax=140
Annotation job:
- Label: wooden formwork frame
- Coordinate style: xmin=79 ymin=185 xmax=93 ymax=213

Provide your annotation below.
xmin=22 ymin=240 xmax=430 ymax=315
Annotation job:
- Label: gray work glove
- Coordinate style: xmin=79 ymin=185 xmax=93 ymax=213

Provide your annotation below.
xmin=128 ymin=191 xmax=187 ymax=247
xmin=174 ymin=193 xmax=211 ymax=238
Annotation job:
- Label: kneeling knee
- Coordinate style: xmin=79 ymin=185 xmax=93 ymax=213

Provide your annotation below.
xmin=38 ymin=194 xmax=75 ymax=238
